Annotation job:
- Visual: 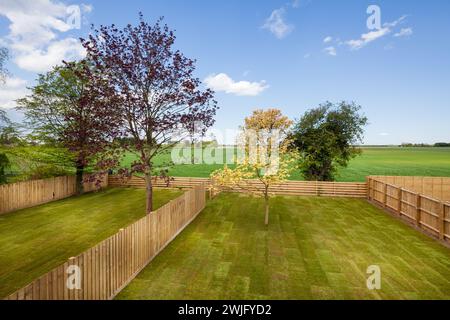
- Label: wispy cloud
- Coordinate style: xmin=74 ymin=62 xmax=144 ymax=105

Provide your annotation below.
xmin=323 ymin=36 xmax=333 ymax=43
xmin=324 ymin=46 xmax=337 ymax=56
xmin=346 ymin=15 xmax=410 ymax=50
xmin=263 ymin=0 xmax=308 ymax=39
xmin=291 ymin=0 xmax=311 ymax=8
xmin=394 ymin=28 xmax=413 ymax=38
xmin=204 ymin=73 xmax=269 ymax=97
xmin=346 ymin=27 xmax=390 ymax=50
xmin=262 ymin=8 xmax=294 ymax=39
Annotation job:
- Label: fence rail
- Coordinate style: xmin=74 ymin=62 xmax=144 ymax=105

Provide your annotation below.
xmin=368 ymin=177 xmax=449 ymax=242
xmin=0 ymin=174 xmax=108 ymax=215
xmin=109 ymin=175 xmax=367 ymax=198
xmin=5 ymin=185 xmax=206 ymax=300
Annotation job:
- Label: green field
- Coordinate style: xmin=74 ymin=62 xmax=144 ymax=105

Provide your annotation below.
xmin=0 ymin=188 xmax=183 ymax=298
xmin=122 ymin=147 xmax=450 ymax=182
xmin=117 ymin=193 xmax=450 ymax=300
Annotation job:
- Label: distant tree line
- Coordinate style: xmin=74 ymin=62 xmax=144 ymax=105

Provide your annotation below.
xmin=400 ymin=143 xmax=450 ymax=147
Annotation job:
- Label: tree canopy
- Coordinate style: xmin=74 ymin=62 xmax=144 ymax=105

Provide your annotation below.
xmin=17 ymin=61 xmax=121 ymax=193
xmin=211 ymin=109 xmax=298 ymax=225
xmin=290 ymin=101 xmax=368 ymax=181
xmin=80 ymin=14 xmax=217 ymax=212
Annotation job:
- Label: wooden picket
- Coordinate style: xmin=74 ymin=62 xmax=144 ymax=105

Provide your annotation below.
xmin=5 ymin=185 xmax=206 ymax=300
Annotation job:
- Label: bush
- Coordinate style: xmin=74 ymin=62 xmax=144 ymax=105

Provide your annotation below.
xmin=0 ymin=153 xmax=10 ymax=184
xmin=23 ymin=165 xmax=71 ymax=181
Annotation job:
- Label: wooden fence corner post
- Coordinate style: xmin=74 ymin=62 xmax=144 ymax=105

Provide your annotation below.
xmin=416 ymin=194 xmax=422 ymax=227
xmin=438 ymin=202 xmax=445 ymax=240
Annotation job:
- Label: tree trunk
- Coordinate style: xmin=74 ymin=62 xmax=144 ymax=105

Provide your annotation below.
xmin=144 ymin=171 xmax=153 ymax=214
xmin=75 ymin=163 xmax=84 ymax=195
xmin=264 ymin=197 xmax=269 ymax=226
xmin=191 ymin=141 xmax=195 ymax=164
xmin=264 ymin=184 xmax=270 ymax=226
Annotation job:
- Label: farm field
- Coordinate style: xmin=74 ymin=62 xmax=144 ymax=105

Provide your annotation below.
xmin=117 ymin=193 xmax=450 ymax=300
xmin=121 ymin=147 xmax=450 ymax=182
xmin=0 ymin=187 xmax=183 ymax=298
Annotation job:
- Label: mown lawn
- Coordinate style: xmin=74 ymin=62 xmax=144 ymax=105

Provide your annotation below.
xmin=121 ymin=147 xmax=450 ymax=182
xmin=0 ymin=187 xmax=183 ymax=298
xmin=117 ymin=193 xmax=450 ymax=300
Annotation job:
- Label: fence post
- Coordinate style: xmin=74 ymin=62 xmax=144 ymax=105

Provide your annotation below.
xmin=415 ymin=194 xmax=422 ymax=227
xmin=397 ymin=187 xmax=402 ymax=216
xmin=438 ymin=202 xmax=445 ymax=240
xmin=366 ymin=177 xmax=370 ymax=200
xmin=383 ymin=183 xmax=388 ymax=207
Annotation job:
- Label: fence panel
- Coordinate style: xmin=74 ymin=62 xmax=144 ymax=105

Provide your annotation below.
xmin=5 ymin=185 xmax=206 ymax=300
xmin=369 ymin=176 xmax=450 ymax=202
xmin=109 ymin=175 xmax=367 ymax=198
xmin=368 ymin=176 xmax=449 ymax=243
xmin=0 ymin=174 xmax=108 ymax=215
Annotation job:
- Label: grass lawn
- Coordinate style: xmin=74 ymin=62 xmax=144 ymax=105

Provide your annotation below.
xmin=117 ymin=193 xmax=450 ymax=300
xmin=0 ymin=187 xmax=183 ymax=298
xmin=121 ymin=147 xmax=450 ymax=182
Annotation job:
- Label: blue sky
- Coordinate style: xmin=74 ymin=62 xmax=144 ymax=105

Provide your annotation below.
xmin=1 ymin=0 xmax=449 ymax=145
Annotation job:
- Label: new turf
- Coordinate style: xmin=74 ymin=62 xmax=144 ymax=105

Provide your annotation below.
xmin=116 ymin=193 xmax=450 ymax=300
xmin=0 ymin=187 xmax=183 ymax=298
xmin=121 ymin=147 xmax=450 ymax=182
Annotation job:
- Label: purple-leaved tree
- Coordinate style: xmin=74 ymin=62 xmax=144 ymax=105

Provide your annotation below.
xmin=81 ymin=14 xmax=217 ymax=213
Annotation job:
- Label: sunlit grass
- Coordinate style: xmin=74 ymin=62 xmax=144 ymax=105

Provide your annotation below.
xmin=117 ymin=193 xmax=450 ymax=300
xmin=0 ymin=187 xmax=183 ymax=298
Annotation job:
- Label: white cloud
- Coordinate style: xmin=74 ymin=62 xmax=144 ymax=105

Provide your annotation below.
xmin=204 ymin=73 xmax=269 ymax=97
xmin=15 ymin=38 xmax=85 ymax=72
xmin=383 ymin=15 xmax=408 ymax=28
xmin=323 ymin=36 xmax=333 ymax=43
xmin=0 ymin=0 xmax=91 ymax=72
xmin=346 ymin=15 xmax=410 ymax=50
xmin=0 ymin=77 xmax=28 ymax=109
xmin=262 ymin=8 xmax=294 ymax=39
xmin=379 ymin=132 xmax=390 ymax=136
xmin=394 ymin=28 xmax=413 ymax=38
xmin=324 ymin=46 xmax=337 ymax=56
xmin=346 ymin=27 xmax=390 ymax=50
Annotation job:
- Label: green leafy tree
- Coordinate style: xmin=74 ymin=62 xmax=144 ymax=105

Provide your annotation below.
xmin=290 ymin=101 xmax=368 ymax=181
xmin=17 ymin=61 xmax=121 ymax=193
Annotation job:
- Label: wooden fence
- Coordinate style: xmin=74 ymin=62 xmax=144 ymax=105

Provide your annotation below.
xmin=109 ymin=175 xmax=367 ymax=198
xmin=5 ymin=185 xmax=206 ymax=300
xmin=367 ymin=177 xmax=450 ymax=242
xmin=369 ymin=176 xmax=450 ymax=202
xmin=0 ymin=174 xmax=108 ymax=215
xmin=108 ymin=175 xmax=210 ymax=190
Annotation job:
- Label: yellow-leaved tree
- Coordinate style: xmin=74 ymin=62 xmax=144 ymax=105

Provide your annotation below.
xmin=210 ymin=109 xmax=298 ymax=225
